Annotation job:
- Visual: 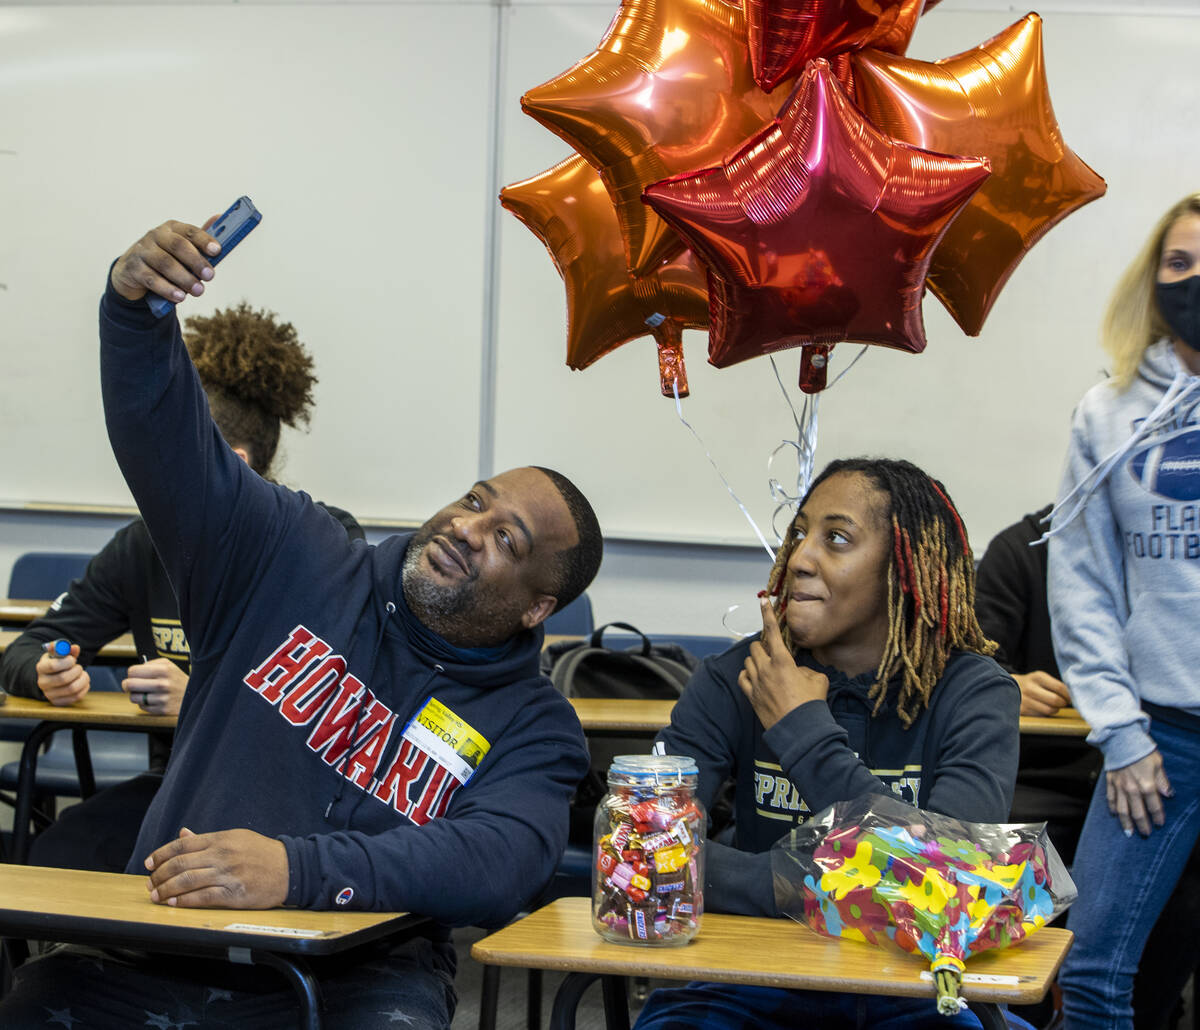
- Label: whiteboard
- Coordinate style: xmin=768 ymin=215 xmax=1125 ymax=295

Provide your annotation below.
xmin=0 ymin=2 xmax=494 ymax=523
xmin=493 ymin=1 xmax=1200 ymax=549
xmin=1 ymin=1 xmax=1198 ymax=553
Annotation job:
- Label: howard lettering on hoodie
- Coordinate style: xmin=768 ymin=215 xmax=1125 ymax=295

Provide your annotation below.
xmin=244 ymin=625 xmax=491 ymax=825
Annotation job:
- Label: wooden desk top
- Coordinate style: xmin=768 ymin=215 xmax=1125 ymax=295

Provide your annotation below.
xmin=0 ymin=691 xmax=176 ymax=729
xmin=0 ymin=598 xmax=50 ymax=624
xmin=543 ymin=634 xmax=583 ymax=650
xmin=569 ymin=697 xmax=676 ymax=733
xmin=472 ymin=896 xmax=1072 ymax=1006
xmin=1018 ymin=707 xmax=1089 ymax=738
xmin=569 ymin=697 xmax=1089 ymax=739
xmin=0 ymin=864 xmax=418 ymax=957
xmin=0 ymin=628 xmax=138 ymax=661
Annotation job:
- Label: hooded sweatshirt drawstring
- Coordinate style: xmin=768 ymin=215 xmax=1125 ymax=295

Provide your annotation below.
xmin=1038 ymin=371 xmax=1200 ymax=544
xmin=324 ymin=600 xmax=399 ymax=821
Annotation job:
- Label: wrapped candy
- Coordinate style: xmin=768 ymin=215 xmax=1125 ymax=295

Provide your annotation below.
xmin=593 ymin=755 xmax=705 ymax=946
xmin=771 ymin=793 xmax=1076 ymax=1015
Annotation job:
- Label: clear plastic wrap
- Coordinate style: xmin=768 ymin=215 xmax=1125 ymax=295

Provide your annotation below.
xmin=771 ymin=793 xmax=1076 ymax=1015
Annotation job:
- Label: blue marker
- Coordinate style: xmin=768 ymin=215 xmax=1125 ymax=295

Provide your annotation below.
xmin=43 ymin=639 xmax=71 ymax=657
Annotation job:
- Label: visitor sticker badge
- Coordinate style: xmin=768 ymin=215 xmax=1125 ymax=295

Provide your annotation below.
xmin=402 ymin=696 xmax=492 ymax=785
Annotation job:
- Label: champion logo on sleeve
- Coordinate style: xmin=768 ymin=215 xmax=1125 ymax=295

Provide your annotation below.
xmin=335 ymin=886 xmax=354 ymax=906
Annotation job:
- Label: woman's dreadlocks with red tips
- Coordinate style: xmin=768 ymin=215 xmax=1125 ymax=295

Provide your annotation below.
xmin=763 ymin=457 xmax=996 ymax=727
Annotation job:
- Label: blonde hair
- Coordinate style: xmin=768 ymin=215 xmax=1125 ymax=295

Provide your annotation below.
xmin=1103 ymin=193 xmax=1200 ymax=389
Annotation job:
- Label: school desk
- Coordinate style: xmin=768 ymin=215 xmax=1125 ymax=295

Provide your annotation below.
xmin=1017 ymin=707 xmax=1090 ymax=738
xmin=0 ymin=598 xmax=49 ymax=625
xmin=0 ymin=693 xmax=175 ymax=863
xmin=569 ymin=697 xmax=1090 ymax=739
xmin=0 ymin=627 xmax=138 ymax=662
xmin=471 ymin=895 xmax=1073 ymax=1030
xmin=0 ymin=864 xmax=423 ymax=1030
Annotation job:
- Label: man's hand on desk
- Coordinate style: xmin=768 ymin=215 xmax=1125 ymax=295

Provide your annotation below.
xmin=123 ymin=658 xmax=188 ymax=716
xmin=35 ymin=644 xmax=91 ymax=706
xmin=1015 ymin=671 xmax=1072 ymax=717
xmin=145 ymin=828 xmax=288 ymax=909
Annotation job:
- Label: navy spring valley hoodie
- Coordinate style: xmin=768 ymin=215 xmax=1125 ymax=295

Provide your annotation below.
xmin=656 ymin=638 xmax=1020 ymax=916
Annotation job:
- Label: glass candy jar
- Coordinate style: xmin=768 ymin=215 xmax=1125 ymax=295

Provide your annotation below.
xmin=592 ymin=754 xmax=705 ymax=946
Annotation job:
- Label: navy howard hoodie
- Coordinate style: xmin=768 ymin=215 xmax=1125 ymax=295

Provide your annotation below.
xmin=99 ymin=280 xmax=590 ymax=927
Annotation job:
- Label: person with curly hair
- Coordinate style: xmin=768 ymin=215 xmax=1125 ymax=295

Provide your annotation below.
xmin=636 ymin=457 xmax=1024 ymax=1030
xmin=0 ymin=302 xmax=364 ymax=872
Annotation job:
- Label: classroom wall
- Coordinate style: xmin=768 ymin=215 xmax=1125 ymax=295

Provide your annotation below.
xmin=1 ymin=0 xmax=1198 ymax=635
xmin=0 ymin=510 xmax=768 ymax=637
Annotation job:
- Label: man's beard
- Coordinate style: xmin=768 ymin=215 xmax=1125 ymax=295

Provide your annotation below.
xmin=401 ymin=528 xmax=526 ymax=647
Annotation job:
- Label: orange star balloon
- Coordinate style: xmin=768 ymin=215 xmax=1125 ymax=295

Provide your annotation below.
xmin=851 ymin=14 xmax=1107 ymax=336
xmin=744 ymin=0 xmax=926 ymax=93
xmin=501 ymin=154 xmax=709 ymax=397
xmin=520 ymin=0 xmax=778 ymax=278
xmin=642 ymin=60 xmax=991 ymax=382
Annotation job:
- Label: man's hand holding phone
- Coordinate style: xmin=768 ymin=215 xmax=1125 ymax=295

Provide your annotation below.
xmin=111 ymin=197 xmax=260 ymax=315
xmin=111 ymin=220 xmax=220 ymax=307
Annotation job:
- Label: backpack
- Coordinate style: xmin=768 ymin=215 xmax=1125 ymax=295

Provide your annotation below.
xmin=540 ymin=621 xmax=697 ymax=700
xmin=541 ymin=622 xmax=701 ymax=846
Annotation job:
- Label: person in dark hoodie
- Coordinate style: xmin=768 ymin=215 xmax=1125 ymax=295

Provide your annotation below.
xmin=0 ymin=302 xmax=365 ymax=874
xmin=635 ymin=457 xmax=1022 ymax=1030
xmin=974 ymin=504 xmax=1099 ymax=865
xmin=0 ymin=216 xmax=601 ymax=1030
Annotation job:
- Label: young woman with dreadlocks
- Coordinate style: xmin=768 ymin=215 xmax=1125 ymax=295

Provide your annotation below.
xmin=0 ymin=302 xmax=363 ymax=872
xmin=636 ymin=457 xmax=1022 ymax=1030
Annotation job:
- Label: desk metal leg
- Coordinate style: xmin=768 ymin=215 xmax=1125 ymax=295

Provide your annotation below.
xmin=527 ymin=967 xmax=543 ymax=1030
xmin=11 ymin=722 xmax=55 ymax=864
xmin=601 ymin=977 xmax=630 ymax=1030
xmin=548 ymin=972 xmax=629 ymax=1030
xmin=479 ymin=963 xmax=501 ymax=1030
xmin=234 ymin=948 xmax=324 ymax=1030
xmin=968 ymin=1001 xmax=1008 ymax=1030
xmin=71 ymin=728 xmax=96 ymax=798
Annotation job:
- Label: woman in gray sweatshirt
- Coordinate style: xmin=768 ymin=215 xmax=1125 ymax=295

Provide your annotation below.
xmin=1049 ymin=192 xmax=1200 ymax=1030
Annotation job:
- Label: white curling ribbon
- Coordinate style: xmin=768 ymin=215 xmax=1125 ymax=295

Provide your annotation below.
xmin=1040 ymin=371 xmax=1200 ymax=543
xmin=672 ymin=376 xmax=777 ymax=561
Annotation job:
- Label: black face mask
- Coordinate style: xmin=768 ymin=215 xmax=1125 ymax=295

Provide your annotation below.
xmin=1156 ymin=275 xmax=1200 ymax=352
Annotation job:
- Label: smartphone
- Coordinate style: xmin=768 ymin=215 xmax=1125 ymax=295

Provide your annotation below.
xmin=146 ymin=196 xmax=262 ymax=317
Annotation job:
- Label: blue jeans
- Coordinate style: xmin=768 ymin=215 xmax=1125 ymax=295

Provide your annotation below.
xmin=1060 ymin=713 xmax=1200 ymax=1030
xmin=0 ymin=936 xmax=456 ymax=1029
xmin=633 ymin=982 xmax=1033 ymax=1030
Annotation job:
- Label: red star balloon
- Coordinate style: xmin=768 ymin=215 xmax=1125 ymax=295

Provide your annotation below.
xmin=520 ymin=0 xmax=778 ymax=278
xmin=501 ymin=154 xmax=709 ymax=397
xmin=743 ymin=0 xmax=926 ymax=94
xmin=851 ymin=14 xmax=1107 ymax=336
xmin=642 ymin=59 xmax=991 ymax=386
